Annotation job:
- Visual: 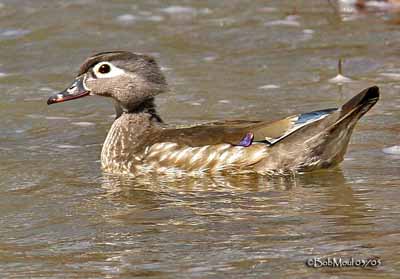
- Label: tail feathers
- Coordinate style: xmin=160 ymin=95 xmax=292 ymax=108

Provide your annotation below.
xmin=268 ymin=86 xmax=379 ymax=147
xmin=254 ymin=86 xmax=380 ymax=171
xmin=339 ymin=86 xmax=379 ymax=118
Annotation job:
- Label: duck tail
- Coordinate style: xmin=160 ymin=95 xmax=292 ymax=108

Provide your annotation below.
xmin=338 ymin=85 xmax=379 ymax=121
xmin=257 ymin=86 xmax=380 ymax=171
xmin=303 ymin=85 xmax=380 ymax=168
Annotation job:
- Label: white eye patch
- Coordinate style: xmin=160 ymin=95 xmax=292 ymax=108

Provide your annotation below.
xmin=93 ymin=62 xmax=126 ymax=78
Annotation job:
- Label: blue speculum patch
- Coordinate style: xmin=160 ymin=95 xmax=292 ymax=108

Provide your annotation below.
xmin=296 ymin=108 xmax=337 ymax=125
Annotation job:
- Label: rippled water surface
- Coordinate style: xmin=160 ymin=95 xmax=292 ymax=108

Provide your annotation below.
xmin=1 ymin=0 xmax=399 ymax=278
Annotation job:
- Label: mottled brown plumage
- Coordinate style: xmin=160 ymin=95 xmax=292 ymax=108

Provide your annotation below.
xmin=47 ymin=51 xmax=379 ymax=176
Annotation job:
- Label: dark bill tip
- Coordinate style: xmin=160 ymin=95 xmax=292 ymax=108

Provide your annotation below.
xmin=47 ymin=91 xmax=90 ymax=105
xmin=47 ymin=75 xmax=90 ymax=105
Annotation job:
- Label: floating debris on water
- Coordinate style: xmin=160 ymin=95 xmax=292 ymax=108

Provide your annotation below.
xmin=162 ymin=6 xmax=196 ymax=14
xmin=303 ymin=29 xmax=314 ymax=34
xmin=337 ymin=0 xmax=359 ymax=13
xmin=116 ymin=14 xmax=137 ymax=23
xmin=365 ymin=1 xmax=393 ymax=9
xmin=160 ymin=66 xmax=172 ymax=71
xmin=39 ymin=87 xmax=55 ymax=92
xmin=116 ymin=13 xmax=164 ymax=23
xmin=259 ymin=84 xmax=280 ymax=90
xmin=203 ymin=56 xmax=217 ymax=62
xmin=265 ymin=15 xmax=301 ymax=27
xmin=56 ymin=145 xmax=81 ymax=149
xmin=72 ymin=122 xmax=95 ymax=127
xmin=187 ymin=98 xmax=205 ymax=106
xmin=0 ymin=29 xmax=31 ymax=39
xmin=26 ymin=114 xmax=43 ymax=119
xmin=382 ymin=145 xmax=400 ymax=155
xmin=45 ymin=116 xmax=70 ymax=120
xmin=161 ymin=6 xmax=211 ymax=15
xmin=329 ymin=74 xmax=352 ymax=83
xmin=329 ymin=58 xmax=352 ymax=84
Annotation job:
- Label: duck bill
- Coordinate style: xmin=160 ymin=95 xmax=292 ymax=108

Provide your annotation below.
xmin=47 ymin=75 xmax=90 ymax=105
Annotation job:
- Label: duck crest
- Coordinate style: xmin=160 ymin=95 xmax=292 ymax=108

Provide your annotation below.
xmin=78 ymin=51 xmax=144 ymax=76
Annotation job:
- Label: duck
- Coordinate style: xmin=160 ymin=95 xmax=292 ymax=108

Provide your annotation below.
xmin=47 ymin=51 xmax=379 ymax=175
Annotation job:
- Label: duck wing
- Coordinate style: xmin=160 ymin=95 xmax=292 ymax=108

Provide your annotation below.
xmin=157 ymin=109 xmax=337 ymax=147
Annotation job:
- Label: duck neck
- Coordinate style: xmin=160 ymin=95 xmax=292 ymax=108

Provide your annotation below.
xmin=114 ymin=98 xmax=163 ymax=124
xmin=130 ymin=98 xmax=163 ymax=123
xmin=101 ymin=99 xmax=163 ymax=173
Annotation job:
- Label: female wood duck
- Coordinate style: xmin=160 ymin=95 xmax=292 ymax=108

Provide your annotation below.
xmin=47 ymin=51 xmax=379 ymax=175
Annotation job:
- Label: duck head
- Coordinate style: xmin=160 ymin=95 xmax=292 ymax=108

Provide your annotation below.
xmin=47 ymin=51 xmax=167 ymax=114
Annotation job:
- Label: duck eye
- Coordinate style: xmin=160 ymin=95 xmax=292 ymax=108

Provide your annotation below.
xmin=93 ymin=62 xmax=124 ymax=78
xmin=98 ymin=64 xmax=111 ymax=74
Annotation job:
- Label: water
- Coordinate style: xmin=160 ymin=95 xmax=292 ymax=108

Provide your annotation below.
xmin=0 ymin=0 xmax=399 ymax=278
